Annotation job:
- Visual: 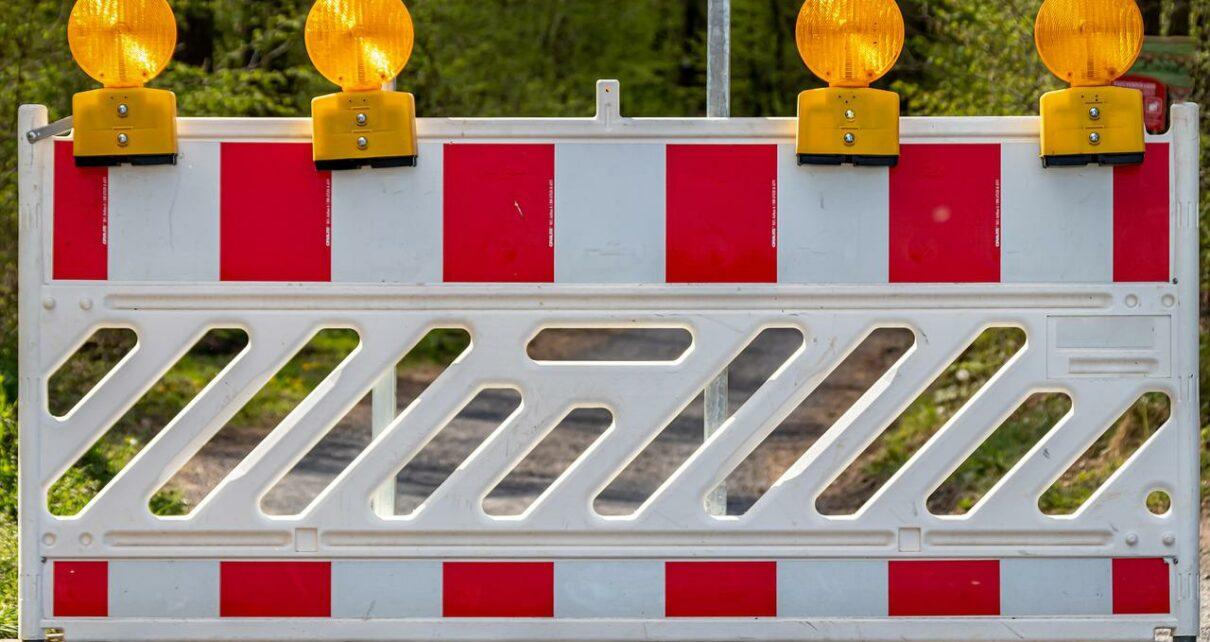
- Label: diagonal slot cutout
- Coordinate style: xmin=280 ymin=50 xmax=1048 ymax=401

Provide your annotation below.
xmin=528 ymin=327 xmax=692 ymax=362
xmin=483 ymin=407 xmax=613 ymax=517
xmin=388 ymin=388 xmax=523 ymax=517
xmin=261 ymin=328 xmax=472 ymax=516
xmin=48 ymin=329 xmax=249 ymax=516
xmin=816 ymin=326 xmax=1026 ymax=516
xmin=711 ymin=328 xmax=915 ymax=516
xmin=153 ymin=328 xmax=360 ymax=516
xmin=1040 ymin=392 xmax=1171 ymax=516
xmin=928 ymin=392 xmax=1072 ymax=516
xmin=48 ymin=328 xmax=138 ymax=418
xmin=593 ymin=327 xmax=805 ymax=517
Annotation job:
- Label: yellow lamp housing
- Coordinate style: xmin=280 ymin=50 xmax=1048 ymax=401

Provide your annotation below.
xmin=306 ymin=0 xmax=418 ymax=170
xmin=1035 ymin=0 xmax=1146 ymax=168
xmin=797 ymin=87 xmax=900 ymax=167
xmin=795 ymin=0 xmax=905 ymax=167
xmin=312 ymin=90 xmax=418 ymax=170
xmin=68 ymin=0 xmax=179 ymax=167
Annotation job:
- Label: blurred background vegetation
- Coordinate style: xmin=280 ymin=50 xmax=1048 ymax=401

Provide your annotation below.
xmin=0 ymin=0 xmax=1206 ymax=636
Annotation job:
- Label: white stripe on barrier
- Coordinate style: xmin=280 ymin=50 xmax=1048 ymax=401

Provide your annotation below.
xmin=554 ymin=560 xmax=665 ymax=619
xmin=777 ymin=559 xmax=888 ymax=617
xmin=331 ymin=560 xmax=443 ymax=619
xmin=108 ymin=560 xmax=219 ymax=618
xmin=331 ymin=142 xmax=444 ymax=283
xmin=1000 ymin=558 xmax=1112 ymax=616
xmin=1000 ymin=143 xmax=1113 ymax=283
xmin=554 ymin=143 xmax=666 ymax=283
xmin=108 ymin=141 xmax=221 ymax=281
xmin=777 ymin=145 xmax=890 ymax=283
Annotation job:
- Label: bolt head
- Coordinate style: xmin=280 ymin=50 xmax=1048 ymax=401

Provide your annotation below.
xmin=117 ymin=103 xmax=129 ymax=117
xmin=844 ymin=109 xmax=856 ymax=121
xmin=116 ymin=133 xmax=129 ymax=146
xmin=843 ymin=132 xmax=856 ymax=145
xmin=1088 ymin=132 xmax=1101 ymax=145
xmin=26 ymin=131 xmax=37 ymax=143
xmin=356 ymin=136 xmax=369 ymax=150
xmin=1088 ymin=107 xmax=1101 ymax=120
xmin=1125 ymin=532 xmax=1139 ymax=545
xmin=355 ymin=113 xmax=368 ymax=126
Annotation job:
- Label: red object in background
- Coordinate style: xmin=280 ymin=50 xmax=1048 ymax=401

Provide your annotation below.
xmin=1114 ymin=75 xmax=1168 ymax=134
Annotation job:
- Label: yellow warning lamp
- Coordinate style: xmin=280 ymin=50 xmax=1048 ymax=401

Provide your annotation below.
xmin=1035 ymin=0 xmax=1146 ymax=167
xmin=67 ymin=0 xmax=179 ymax=167
xmin=795 ymin=0 xmax=905 ymax=167
xmin=306 ymin=0 xmax=417 ymax=170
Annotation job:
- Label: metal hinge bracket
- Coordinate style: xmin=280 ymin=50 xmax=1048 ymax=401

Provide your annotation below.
xmin=25 ymin=116 xmax=73 ymax=144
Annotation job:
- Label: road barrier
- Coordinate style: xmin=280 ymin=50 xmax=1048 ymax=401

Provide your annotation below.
xmin=17 ymin=84 xmax=1201 ymax=641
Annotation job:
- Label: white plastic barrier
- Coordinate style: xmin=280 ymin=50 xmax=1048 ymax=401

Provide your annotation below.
xmin=17 ymin=84 xmax=1201 ymax=642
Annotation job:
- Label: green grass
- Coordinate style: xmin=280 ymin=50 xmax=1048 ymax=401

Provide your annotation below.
xmin=0 ymin=517 xmax=15 ymax=639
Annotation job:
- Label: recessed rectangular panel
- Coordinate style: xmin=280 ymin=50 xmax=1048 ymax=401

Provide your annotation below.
xmin=1113 ymin=143 xmax=1171 ymax=282
xmin=331 ymin=142 xmax=443 ymax=283
xmin=666 ymin=145 xmax=778 ymax=283
xmin=554 ymin=143 xmax=665 ymax=283
xmin=1000 ymin=143 xmax=1112 ymax=282
xmin=331 ymin=561 xmax=442 ymax=618
xmin=220 ymin=143 xmax=332 ymax=282
xmin=778 ymin=560 xmax=887 ymax=617
xmin=109 ymin=560 xmax=219 ymax=618
xmin=1001 ymin=558 xmax=1110 ymax=616
xmin=554 ymin=561 xmax=664 ymax=618
xmin=53 ymin=141 xmax=108 ymax=280
xmin=777 ymin=147 xmax=889 ymax=283
xmin=889 ymin=144 xmax=1001 ymax=283
xmin=443 ymin=144 xmax=555 ymax=283
xmin=108 ymin=141 xmax=221 ymax=281
xmin=1048 ymin=315 xmax=1171 ymax=378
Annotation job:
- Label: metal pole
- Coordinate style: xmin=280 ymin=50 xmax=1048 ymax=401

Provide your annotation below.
xmin=704 ymin=0 xmax=731 ymax=517
xmin=707 ymin=0 xmax=731 ymax=119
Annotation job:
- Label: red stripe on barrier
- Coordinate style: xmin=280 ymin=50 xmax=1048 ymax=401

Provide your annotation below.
xmin=889 ymin=144 xmax=1001 ymax=283
xmin=53 ymin=141 xmax=108 ymax=280
xmin=53 ymin=561 xmax=108 ymax=617
xmin=1113 ymin=144 xmax=1170 ymax=282
xmin=220 ymin=561 xmax=331 ymax=617
xmin=665 ymin=561 xmax=777 ymax=617
xmin=1112 ymin=558 xmax=1170 ymax=615
xmin=666 ymin=145 xmax=778 ymax=283
xmin=443 ymin=144 xmax=555 ymax=282
xmin=220 ymin=143 xmax=331 ymax=282
xmin=888 ymin=560 xmax=1000 ymax=616
xmin=443 ymin=562 xmax=554 ymax=617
